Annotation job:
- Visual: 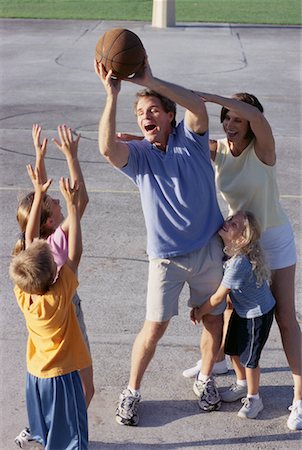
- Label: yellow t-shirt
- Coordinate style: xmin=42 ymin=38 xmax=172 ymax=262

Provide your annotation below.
xmin=214 ymin=138 xmax=288 ymax=231
xmin=14 ymin=264 xmax=92 ymax=378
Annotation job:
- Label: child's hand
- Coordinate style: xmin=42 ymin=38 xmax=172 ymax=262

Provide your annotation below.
xmin=26 ymin=164 xmax=52 ymax=196
xmin=59 ymin=177 xmax=80 ymax=206
xmin=116 ymin=132 xmax=143 ymax=142
xmin=190 ymin=306 xmax=202 ymax=325
xmin=53 ymin=125 xmax=81 ymax=159
xmin=32 ymin=124 xmax=47 ymax=160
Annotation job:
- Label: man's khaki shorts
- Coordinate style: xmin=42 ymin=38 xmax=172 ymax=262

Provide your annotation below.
xmin=146 ymin=234 xmax=226 ymax=322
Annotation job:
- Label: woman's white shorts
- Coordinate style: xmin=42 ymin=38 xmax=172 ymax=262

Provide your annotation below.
xmin=260 ymin=221 xmax=297 ymax=270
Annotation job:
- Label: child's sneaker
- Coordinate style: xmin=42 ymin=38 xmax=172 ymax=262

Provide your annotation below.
xmin=237 ymin=396 xmax=263 ymax=419
xmin=287 ymin=402 xmax=302 ymax=431
xmin=183 ymin=358 xmax=228 ymax=378
xmin=220 ymin=383 xmax=247 ymax=402
xmin=193 ymin=376 xmax=222 ymax=412
xmin=115 ymin=388 xmax=141 ymax=426
xmin=14 ymin=427 xmax=41 ymax=448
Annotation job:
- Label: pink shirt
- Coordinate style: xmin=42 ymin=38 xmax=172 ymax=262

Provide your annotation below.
xmin=47 ymin=226 xmax=68 ymax=281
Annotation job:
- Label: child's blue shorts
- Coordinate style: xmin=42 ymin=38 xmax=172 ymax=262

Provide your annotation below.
xmin=26 ymin=370 xmax=88 ymax=450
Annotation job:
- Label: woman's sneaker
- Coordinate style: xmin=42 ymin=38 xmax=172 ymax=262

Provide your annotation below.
xmin=115 ymin=388 xmax=141 ymax=426
xmin=14 ymin=427 xmax=41 ymax=448
xmin=193 ymin=376 xmax=222 ymax=412
xmin=183 ymin=359 xmax=228 ymax=378
xmin=287 ymin=402 xmax=302 ymax=431
xmin=220 ymin=383 xmax=247 ymax=402
xmin=237 ymin=396 xmax=263 ymax=419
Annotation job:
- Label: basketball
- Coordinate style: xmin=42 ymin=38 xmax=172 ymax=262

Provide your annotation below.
xmin=95 ymin=28 xmax=146 ymax=79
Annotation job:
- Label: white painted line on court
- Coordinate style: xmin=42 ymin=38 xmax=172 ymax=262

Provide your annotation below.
xmin=0 ymin=186 xmax=301 ymax=198
xmin=0 ymin=186 xmax=139 ymax=194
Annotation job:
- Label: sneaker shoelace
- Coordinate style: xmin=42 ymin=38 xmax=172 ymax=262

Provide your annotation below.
xmin=288 ymin=404 xmax=302 ymax=415
xmin=241 ymin=397 xmax=251 ymax=407
xmin=120 ymin=394 xmax=139 ymax=418
xmin=204 ymin=380 xmax=219 ymax=403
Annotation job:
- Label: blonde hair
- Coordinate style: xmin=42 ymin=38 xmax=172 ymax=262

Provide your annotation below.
xmin=224 ymin=211 xmax=271 ymax=285
xmin=13 ymin=192 xmax=53 ymax=255
xmin=9 ymin=239 xmax=57 ymax=294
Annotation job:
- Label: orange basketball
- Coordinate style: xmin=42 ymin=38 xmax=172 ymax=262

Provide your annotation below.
xmin=95 ymin=28 xmax=146 ymax=79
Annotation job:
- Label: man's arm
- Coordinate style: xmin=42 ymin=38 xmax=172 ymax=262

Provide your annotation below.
xmin=95 ymin=60 xmax=129 ymax=168
xmin=128 ymin=58 xmax=208 ymax=134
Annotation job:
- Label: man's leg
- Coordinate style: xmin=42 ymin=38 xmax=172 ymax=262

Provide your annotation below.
xmin=129 ymin=319 xmax=170 ymax=389
xmin=182 ymin=304 xmax=231 ymax=378
xmin=116 ymin=255 xmax=184 ymax=425
xmin=200 ymin=313 xmax=223 ymax=376
xmin=193 ymin=313 xmax=223 ymax=412
xmin=116 ymin=319 xmax=169 ymax=426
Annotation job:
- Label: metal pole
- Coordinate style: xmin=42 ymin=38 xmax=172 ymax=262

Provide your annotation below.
xmin=152 ymin=0 xmax=175 ymax=28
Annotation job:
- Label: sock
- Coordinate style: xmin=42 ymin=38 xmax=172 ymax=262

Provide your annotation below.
xmin=127 ymin=386 xmax=140 ymax=397
xmin=247 ymin=393 xmax=259 ymax=400
xmin=237 ymin=379 xmax=247 ymax=387
xmin=198 ymin=373 xmax=210 ymax=382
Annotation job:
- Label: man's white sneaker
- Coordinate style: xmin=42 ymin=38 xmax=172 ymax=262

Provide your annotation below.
xmin=183 ymin=358 xmax=228 ymax=378
xmin=287 ymin=402 xmax=302 ymax=431
xmin=116 ymin=388 xmax=141 ymax=426
xmin=193 ymin=376 xmax=222 ymax=412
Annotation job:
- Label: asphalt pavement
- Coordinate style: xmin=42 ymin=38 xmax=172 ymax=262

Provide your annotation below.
xmin=0 ymin=18 xmax=301 ymax=450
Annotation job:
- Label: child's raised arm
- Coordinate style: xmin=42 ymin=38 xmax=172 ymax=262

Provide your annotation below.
xmin=59 ymin=177 xmax=82 ymax=273
xmin=32 ymin=124 xmax=48 ymax=184
xmin=52 ymin=125 xmax=89 ymax=234
xmin=25 ymin=164 xmax=52 ymax=248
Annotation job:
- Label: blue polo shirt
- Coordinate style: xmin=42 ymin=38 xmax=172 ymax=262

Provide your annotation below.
xmin=120 ymin=121 xmax=223 ymax=258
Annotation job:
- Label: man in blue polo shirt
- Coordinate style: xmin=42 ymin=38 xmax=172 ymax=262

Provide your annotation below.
xmin=95 ymin=58 xmax=225 ymax=425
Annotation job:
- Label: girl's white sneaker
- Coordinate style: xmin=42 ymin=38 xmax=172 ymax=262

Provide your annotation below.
xmin=287 ymin=402 xmax=302 ymax=431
